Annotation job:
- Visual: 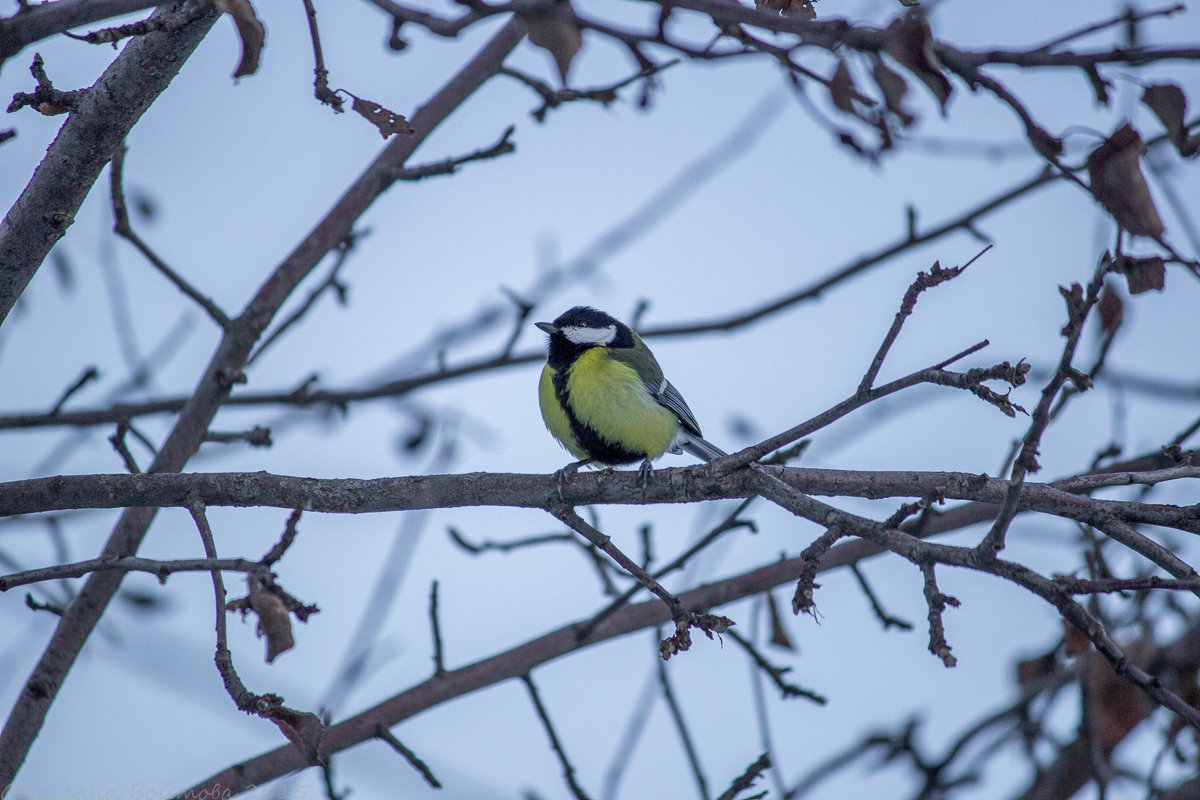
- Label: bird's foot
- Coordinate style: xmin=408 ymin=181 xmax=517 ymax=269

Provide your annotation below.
xmin=637 ymin=458 xmax=655 ymax=492
xmin=555 ymin=458 xmax=593 ymax=501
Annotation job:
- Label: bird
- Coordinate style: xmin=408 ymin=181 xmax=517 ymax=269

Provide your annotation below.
xmin=536 ymin=306 xmax=726 ymax=491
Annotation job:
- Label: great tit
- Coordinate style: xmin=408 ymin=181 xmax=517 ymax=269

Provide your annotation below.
xmin=536 ymin=306 xmax=726 ymax=486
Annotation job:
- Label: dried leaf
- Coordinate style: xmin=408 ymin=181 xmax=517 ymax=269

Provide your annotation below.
xmin=872 ymin=58 xmax=913 ymax=126
xmin=883 ymin=13 xmax=951 ymax=110
xmin=1142 ymin=83 xmax=1199 ymax=158
xmin=829 ymin=59 xmax=856 ymax=114
xmin=215 ymin=0 xmax=265 ymax=79
xmin=1113 ymin=254 xmax=1166 ymax=294
xmin=265 ymin=701 xmax=325 ymax=766
xmin=524 ymin=4 xmax=582 ymax=85
xmin=766 ymin=593 xmax=795 ymax=651
xmin=348 ymin=94 xmax=415 ymax=139
xmin=1015 ymin=651 xmax=1057 ymax=687
xmin=1084 ymin=643 xmax=1149 ymax=751
xmin=1097 ymin=282 xmax=1124 ymax=332
xmin=1062 ymin=617 xmax=1089 ymax=658
xmin=1085 ymin=124 xmax=1165 ymax=238
xmin=249 ymin=576 xmax=295 ymax=662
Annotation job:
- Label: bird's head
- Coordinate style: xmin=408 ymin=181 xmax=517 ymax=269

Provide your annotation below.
xmin=535 ymin=306 xmax=635 ymax=350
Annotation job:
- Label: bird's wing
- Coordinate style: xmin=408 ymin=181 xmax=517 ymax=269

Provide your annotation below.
xmin=611 ymin=333 xmax=705 ymax=437
xmin=650 ymin=378 xmax=704 ymax=438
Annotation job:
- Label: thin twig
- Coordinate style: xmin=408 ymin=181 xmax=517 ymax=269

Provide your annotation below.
xmin=110 ymin=145 xmax=230 ymax=328
xmin=726 ymin=629 xmax=826 ymax=703
xmin=0 ymin=555 xmax=267 ymax=592
xmin=429 ymin=580 xmax=445 ymax=676
xmin=857 ymin=252 xmax=985 ymax=396
xmin=204 ymin=426 xmax=273 ymax=447
xmin=248 ymin=231 xmax=363 ymax=367
xmin=522 ymin=674 xmax=593 ymax=800
xmin=108 ymin=421 xmax=141 ymax=474
xmin=261 ymin=508 xmax=304 ymax=566
xmin=48 ymin=366 xmax=99 ymax=416
xmin=920 ymin=563 xmax=960 ymax=668
xmin=549 ymin=505 xmax=686 ymax=622
xmin=189 ymin=503 xmax=254 ymax=708
xmin=389 ymin=126 xmax=516 ymax=182
xmin=301 ymin=0 xmax=344 ymax=111
xmin=715 ymin=753 xmax=771 ymax=800
xmin=977 ymin=257 xmax=1107 ymax=555
xmin=849 ymin=565 xmax=913 ymax=631
xmin=376 ymin=726 xmax=442 ymax=788
xmin=656 ymin=642 xmax=710 ymax=800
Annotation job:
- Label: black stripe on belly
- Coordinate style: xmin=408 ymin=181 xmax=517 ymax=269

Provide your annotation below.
xmin=552 ymin=367 xmax=645 ymax=466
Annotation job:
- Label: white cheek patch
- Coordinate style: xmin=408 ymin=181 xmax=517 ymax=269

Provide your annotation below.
xmin=561 ymin=324 xmax=617 ymax=345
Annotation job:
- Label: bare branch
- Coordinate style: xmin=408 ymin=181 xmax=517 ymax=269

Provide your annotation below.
xmin=375 ymin=726 xmax=442 ymax=789
xmin=522 ymin=673 xmax=594 ymax=800
xmin=656 ymin=645 xmax=710 ymax=800
xmin=715 ymin=753 xmax=771 ymax=800
xmin=428 ymin=580 xmax=445 ymax=676
xmin=920 ymin=562 xmax=960 ymax=668
xmin=0 ymin=555 xmax=266 ymax=592
xmin=0 ymin=2 xmax=220 ymax=326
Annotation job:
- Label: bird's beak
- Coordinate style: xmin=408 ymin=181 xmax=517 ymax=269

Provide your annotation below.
xmin=535 ymin=322 xmax=558 ymax=335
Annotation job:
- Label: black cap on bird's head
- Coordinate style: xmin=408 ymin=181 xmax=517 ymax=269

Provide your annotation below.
xmin=535 ymin=306 xmax=635 ymax=366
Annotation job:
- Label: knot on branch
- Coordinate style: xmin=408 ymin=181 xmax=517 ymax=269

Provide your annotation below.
xmin=7 ymin=54 xmax=82 ymax=115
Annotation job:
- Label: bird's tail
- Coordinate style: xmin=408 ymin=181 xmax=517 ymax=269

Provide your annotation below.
xmin=677 ymin=432 xmax=728 ymax=462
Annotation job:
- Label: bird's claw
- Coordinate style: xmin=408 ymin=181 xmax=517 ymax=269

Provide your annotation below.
xmin=637 ymin=458 xmax=654 ymax=493
xmin=554 ymin=459 xmax=593 ymax=501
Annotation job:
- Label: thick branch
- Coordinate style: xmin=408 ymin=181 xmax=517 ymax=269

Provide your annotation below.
xmin=0 ymin=0 xmax=163 ymax=64
xmin=3 ymin=462 xmax=1196 ymax=534
xmin=0 ymin=2 xmax=218 ymax=326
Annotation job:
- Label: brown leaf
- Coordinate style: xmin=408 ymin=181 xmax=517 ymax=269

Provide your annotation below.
xmin=265 ymin=701 xmax=325 ymax=766
xmin=1062 ymin=618 xmax=1089 ymax=658
xmin=766 ymin=593 xmax=795 ymax=651
xmin=215 ymin=0 xmax=265 ymax=79
xmin=1097 ymin=282 xmax=1124 ymax=332
xmin=1084 ymin=644 xmax=1149 ymax=752
xmin=883 ymin=13 xmax=951 ymax=110
xmin=829 ymin=59 xmax=856 ymax=114
xmin=1113 ymin=254 xmax=1166 ymax=294
xmin=1015 ymin=651 xmax=1058 ymax=688
xmin=872 ymin=58 xmax=913 ymax=126
xmin=1086 ymin=124 xmax=1165 ymax=238
xmin=524 ymin=3 xmax=582 ymax=85
xmin=249 ymin=576 xmax=295 ymax=663
xmin=348 ymin=94 xmax=415 ymax=139
xmin=1142 ymin=83 xmax=1199 ymax=158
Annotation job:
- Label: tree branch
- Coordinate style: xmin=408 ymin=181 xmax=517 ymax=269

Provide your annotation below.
xmin=0 ymin=2 xmax=219 ymax=326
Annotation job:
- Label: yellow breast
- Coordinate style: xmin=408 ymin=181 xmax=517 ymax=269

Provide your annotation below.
xmin=563 ymin=348 xmax=679 ymax=460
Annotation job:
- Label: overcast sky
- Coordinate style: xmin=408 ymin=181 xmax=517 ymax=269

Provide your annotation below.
xmin=2 ymin=1 xmax=1199 ymax=798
